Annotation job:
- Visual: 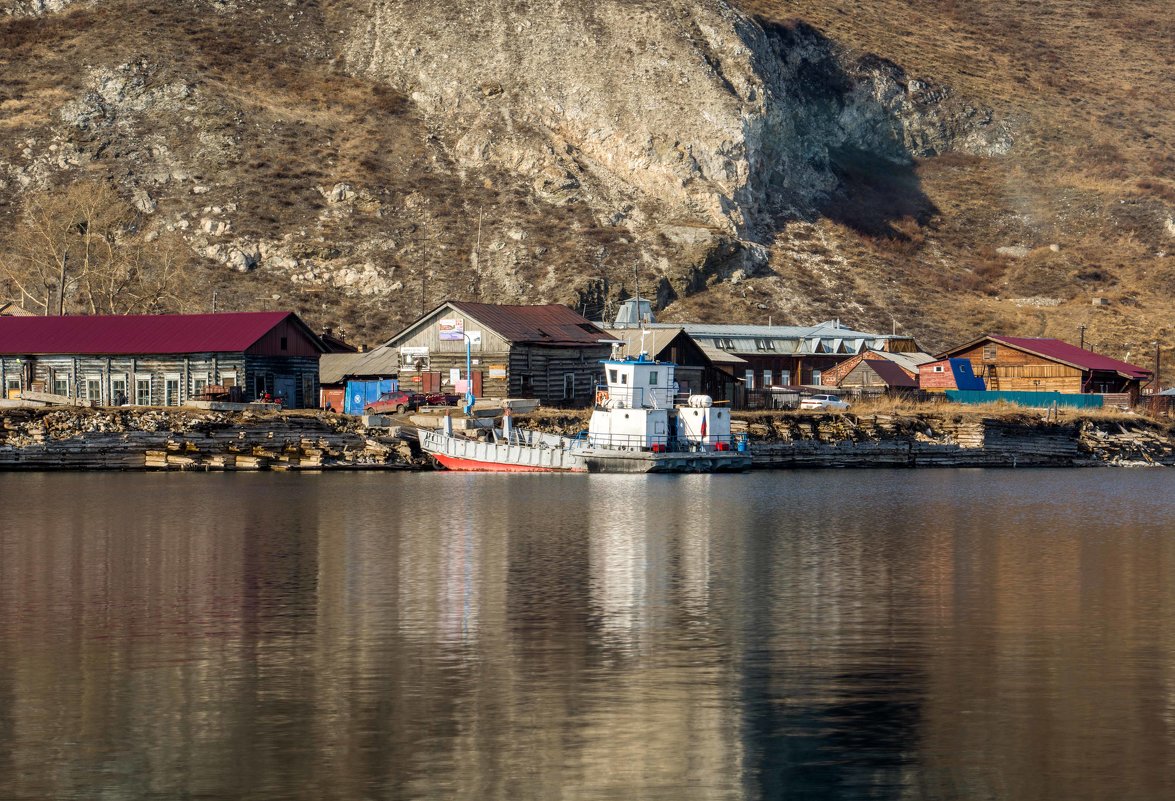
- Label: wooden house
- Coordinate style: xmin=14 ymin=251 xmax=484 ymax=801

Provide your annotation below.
xmin=935 ymin=335 xmax=1152 ymax=399
xmin=838 ymin=358 xmax=920 ymax=394
xmin=381 ymin=301 xmax=613 ymax=407
xmin=0 ymin=311 xmax=325 ymax=407
xmin=822 ymin=349 xmax=934 ymax=388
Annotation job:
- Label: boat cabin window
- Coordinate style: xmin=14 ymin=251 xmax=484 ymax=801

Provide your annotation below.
xmin=621 ymin=373 xmax=628 ymax=385
xmin=609 ymin=369 xmax=618 ymax=384
xmin=648 ymin=371 xmax=658 ymax=385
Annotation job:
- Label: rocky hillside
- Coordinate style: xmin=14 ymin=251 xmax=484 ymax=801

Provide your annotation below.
xmin=1 ymin=0 xmax=1171 ymax=363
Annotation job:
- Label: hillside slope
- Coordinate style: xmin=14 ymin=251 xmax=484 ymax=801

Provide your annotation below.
xmin=0 ymin=0 xmax=1171 ymax=365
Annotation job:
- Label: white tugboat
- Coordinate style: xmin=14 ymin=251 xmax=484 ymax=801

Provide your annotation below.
xmin=419 ymin=345 xmax=751 ymax=473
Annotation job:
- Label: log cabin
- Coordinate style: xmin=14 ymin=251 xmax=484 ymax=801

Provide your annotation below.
xmin=933 ymin=335 xmax=1152 ymax=400
xmin=0 ymin=311 xmax=325 ymax=408
xmin=377 ymin=301 xmax=613 ymax=407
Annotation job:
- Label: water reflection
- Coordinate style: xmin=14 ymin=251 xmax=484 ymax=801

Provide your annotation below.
xmin=1 ymin=469 xmax=1174 ymax=800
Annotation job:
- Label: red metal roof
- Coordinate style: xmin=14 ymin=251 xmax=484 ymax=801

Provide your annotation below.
xmin=0 ymin=311 xmax=314 ymax=355
xmin=862 ymin=359 xmax=919 ymax=387
xmin=991 ymin=336 xmax=1152 ymax=379
xmin=447 ymin=301 xmax=610 ymax=345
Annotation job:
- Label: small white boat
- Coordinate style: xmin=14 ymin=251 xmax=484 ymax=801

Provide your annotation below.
xmin=420 ymin=350 xmax=751 ymax=474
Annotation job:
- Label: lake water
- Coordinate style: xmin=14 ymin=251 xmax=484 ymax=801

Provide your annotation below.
xmin=1 ymin=469 xmax=1174 ymax=800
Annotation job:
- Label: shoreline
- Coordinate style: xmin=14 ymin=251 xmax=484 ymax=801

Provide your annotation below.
xmin=2 ymin=406 xmax=1173 ymax=472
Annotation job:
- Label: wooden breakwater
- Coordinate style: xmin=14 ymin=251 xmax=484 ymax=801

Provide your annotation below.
xmin=739 ymin=412 xmax=1175 ymax=468
xmin=0 ymin=408 xmax=418 ymax=471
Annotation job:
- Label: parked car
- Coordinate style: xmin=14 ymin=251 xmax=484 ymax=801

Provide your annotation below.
xmin=364 ymin=390 xmax=462 ymax=415
xmin=364 ymin=390 xmax=417 ymax=415
xmin=799 ymin=393 xmax=851 ymax=411
xmin=420 ymin=392 xmax=461 ymax=407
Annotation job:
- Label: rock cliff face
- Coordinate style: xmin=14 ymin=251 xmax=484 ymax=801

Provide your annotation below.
xmin=339 ymin=0 xmax=1009 ymax=300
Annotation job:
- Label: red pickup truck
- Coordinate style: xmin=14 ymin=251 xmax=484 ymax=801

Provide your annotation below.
xmin=363 ymin=391 xmax=460 ymax=415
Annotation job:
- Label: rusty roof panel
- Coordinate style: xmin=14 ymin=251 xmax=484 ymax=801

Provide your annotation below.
xmin=449 ymin=301 xmax=610 ymax=345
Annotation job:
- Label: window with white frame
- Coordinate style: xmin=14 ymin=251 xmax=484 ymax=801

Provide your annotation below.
xmin=811 ymin=369 xmax=822 ymax=385
xmin=763 ymin=369 xmax=773 ymax=387
xmin=52 ymin=373 xmax=69 ymax=397
xmin=193 ymin=376 xmax=208 ymax=396
xmin=85 ymin=377 xmax=102 ymax=404
xmin=164 ymin=375 xmax=181 ymax=406
xmin=111 ymin=376 xmax=128 ymax=405
xmin=933 ymin=364 xmax=945 ymax=373
xmin=780 ymin=370 xmax=791 ymax=386
xmin=745 ymin=369 xmax=755 ymax=390
xmin=135 ymin=377 xmax=152 ymax=406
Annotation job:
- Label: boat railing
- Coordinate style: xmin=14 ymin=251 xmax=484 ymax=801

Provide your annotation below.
xmin=594 ymin=384 xmax=674 ymax=409
xmin=587 ymin=431 xmax=738 ymax=452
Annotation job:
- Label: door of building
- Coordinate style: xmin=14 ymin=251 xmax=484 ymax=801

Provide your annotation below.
xmin=274 ymin=375 xmax=297 ymax=407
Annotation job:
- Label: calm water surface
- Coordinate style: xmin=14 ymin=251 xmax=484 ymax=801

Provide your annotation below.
xmin=1 ymin=469 xmax=1174 ymax=800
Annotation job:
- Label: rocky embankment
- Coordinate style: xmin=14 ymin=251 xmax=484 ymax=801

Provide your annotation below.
xmin=0 ymin=408 xmax=418 ymax=470
xmin=2 ymin=407 xmax=1173 ymax=471
xmin=736 ymin=411 xmax=1175 ymax=468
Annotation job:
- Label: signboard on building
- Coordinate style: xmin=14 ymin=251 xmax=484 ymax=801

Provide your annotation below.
xmin=438 ymin=318 xmax=464 ymax=341
xmin=489 ymin=365 xmax=507 ymax=379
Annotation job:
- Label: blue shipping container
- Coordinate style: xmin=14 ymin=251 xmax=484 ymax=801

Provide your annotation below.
xmin=344 ymin=379 xmax=398 ymax=415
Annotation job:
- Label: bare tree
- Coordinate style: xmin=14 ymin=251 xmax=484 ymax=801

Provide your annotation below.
xmin=0 ymin=181 xmax=195 ymax=315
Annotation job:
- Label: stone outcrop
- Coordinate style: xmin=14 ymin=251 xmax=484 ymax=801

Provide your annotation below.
xmin=340 ymin=0 xmax=1010 ymax=299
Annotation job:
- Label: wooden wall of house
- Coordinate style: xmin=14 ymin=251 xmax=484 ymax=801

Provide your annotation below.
xmin=399 ymin=350 xmax=511 ymax=398
xmin=842 ymin=362 xmax=887 ymax=388
xmin=387 ymin=305 xmax=514 ymax=354
xmin=245 ymin=316 xmax=322 ymax=358
xmin=954 ymin=342 xmax=1084 ymax=392
xmin=243 ymin=355 xmax=320 ymax=408
xmin=508 ymin=346 xmax=609 ymax=407
xmin=1 ymin=353 xmax=246 ymax=406
xmin=1 ymin=353 xmax=320 ymax=408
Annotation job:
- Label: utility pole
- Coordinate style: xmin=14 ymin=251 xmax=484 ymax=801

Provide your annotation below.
xmin=1155 ymin=341 xmax=1162 ymax=394
xmin=1079 ymin=324 xmax=1086 ymax=350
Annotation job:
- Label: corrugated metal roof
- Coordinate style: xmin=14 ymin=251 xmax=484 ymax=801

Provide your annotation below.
xmin=320 ymin=352 xmax=377 ymax=384
xmin=862 ymin=359 xmax=919 ymax=387
xmin=648 ymin=320 xmax=899 ymax=340
xmin=347 ymin=345 xmax=403 ymax=377
xmin=991 ymin=336 xmax=1151 ymax=379
xmin=448 ymin=301 xmax=610 ymax=345
xmin=603 ymin=326 xmax=684 ymax=356
xmin=0 ymin=311 xmax=311 ymax=355
xmin=698 ymin=345 xmax=748 ymax=365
